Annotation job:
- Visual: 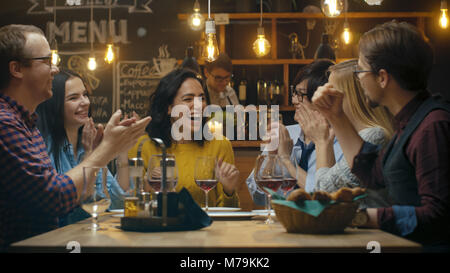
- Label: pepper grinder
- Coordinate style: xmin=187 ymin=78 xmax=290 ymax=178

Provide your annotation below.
xmin=151 ymin=138 xmax=168 ymax=227
xmin=128 ymin=157 xmax=144 ymax=197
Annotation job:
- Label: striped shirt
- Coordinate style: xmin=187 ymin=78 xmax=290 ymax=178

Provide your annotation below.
xmin=0 ymin=94 xmax=77 ymax=250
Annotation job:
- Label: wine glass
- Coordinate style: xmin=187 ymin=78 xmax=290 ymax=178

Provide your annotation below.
xmin=279 ymin=156 xmax=298 ymax=197
xmin=254 ymin=154 xmax=283 ymax=224
xmin=80 ymin=166 xmax=111 ymax=231
xmin=146 ymin=154 xmax=178 ymax=214
xmin=194 ymin=156 xmax=218 ymax=211
xmin=146 ymin=154 xmax=178 ymax=193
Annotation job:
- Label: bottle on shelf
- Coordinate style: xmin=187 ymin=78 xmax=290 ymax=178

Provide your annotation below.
xmin=257 ymin=79 xmax=267 ymax=105
xmin=273 ymin=80 xmax=281 ymax=105
xmin=238 ymin=68 xmax=247 ymax=105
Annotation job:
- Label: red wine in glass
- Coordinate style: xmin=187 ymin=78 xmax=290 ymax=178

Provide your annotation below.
xmin=196 ymin=179 xmax=219 ymax=192
xmin=281 ymin=178 xmax=297 ymax=194
xmin=256 ymin=179 xmax=283 ymax=194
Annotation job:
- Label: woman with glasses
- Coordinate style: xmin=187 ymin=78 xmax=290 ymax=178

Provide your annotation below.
xmin=203 ymin=53 xmax=239 ymax=107
xmin=246 ymin=59 xmax=345 ymax=206
xmin=301 ymin=59 xmax=394 ymax=208
xmin=36 ymin=69 xmax=132 ymax=226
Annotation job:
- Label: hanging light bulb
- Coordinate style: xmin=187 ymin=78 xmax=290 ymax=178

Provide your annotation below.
xmin=50 ymin=1 xmax=60 ymax=66
xmin=253 ymin=27 xmax=271 ymax=57
xmin=88 ymin=55 xmax=97 ymax=71
xmin=188 ymin=0 xmax=205 ymax=31
xmin=51 ymin=49 xmax=60 ymax=66
xmin=104 ymin=3 xmax=115 ymax=64
xmin=50 ymin=38 xmax=60 ymax=66
xmin=321 ymin=0 xmax=344 ymax=17
xmin=87 ymin=0 xmax=96 ymax=71
xmin=202 ymin=1 xmax=219 ymax=62
xmin=105 ymin=43 xmax=114 ymax=64
xmin=202 ymin=18 xmax=219 ymax=62
xmin=440 ymin=0 xmax=449 ymax=29
xmin=252 ymin=0 xmax=271 ymax=57
xmin=341 ymin=21 xmax=352 ymax=44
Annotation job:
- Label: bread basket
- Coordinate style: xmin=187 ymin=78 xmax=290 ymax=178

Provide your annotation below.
xmin=272 ymin=201 xmax=359 ymax=234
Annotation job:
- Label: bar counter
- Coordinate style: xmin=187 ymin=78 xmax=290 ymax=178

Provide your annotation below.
xmin=9 ymin=213 xmax=421 ymax=253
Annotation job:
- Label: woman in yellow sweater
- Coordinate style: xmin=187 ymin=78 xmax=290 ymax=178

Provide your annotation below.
xmin=128 ymin=68 xmax=240 ymax=208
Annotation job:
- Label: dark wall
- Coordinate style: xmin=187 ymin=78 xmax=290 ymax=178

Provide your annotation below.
xmin=0 ymin=0 xmax=449 ymax=102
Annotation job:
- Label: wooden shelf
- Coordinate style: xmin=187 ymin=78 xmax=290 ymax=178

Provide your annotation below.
xmin=178 ymin=12 xmax=434 ymax=20
xmin=178 ymin=58 xmax=351 ymax=66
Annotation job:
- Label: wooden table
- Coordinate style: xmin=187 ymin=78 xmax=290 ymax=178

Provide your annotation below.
xmin=9 ymin=214 xmax=421 ymax=253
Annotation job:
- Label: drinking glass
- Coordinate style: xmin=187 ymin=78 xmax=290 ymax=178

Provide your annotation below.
xmin=194 ymin=156 xmax=218 ymax=211
xmin=254 ymin=154 xmax=283 ymax=224
xmin=279 ymin=156 xmax=298 ymax=197
xmin=146 ymin=154 xmax=178 ymax=213
xmin=80 ymin=166 xmax=111 ymax=231
xmin=146 ymin=154 xmax=178 ymax=193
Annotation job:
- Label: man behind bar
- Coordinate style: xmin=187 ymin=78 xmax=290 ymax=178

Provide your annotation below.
xmin=312 ymin=21 xmax=450 ymax=252
xmin=0 ymin=24 xmax=150 ymax=251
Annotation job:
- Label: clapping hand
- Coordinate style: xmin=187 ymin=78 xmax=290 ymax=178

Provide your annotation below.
xmin=216 ymin=158 xmax=240 ymax=196
xmin=311 ymin=83 xmax=345 ymax=122
xmin=81 ymin=117 xmax=102 ymax=156
xmin=101 ymin=109 xmax=151 ymax=158
xmin=295 ymin=103 xmax=334 ymax=145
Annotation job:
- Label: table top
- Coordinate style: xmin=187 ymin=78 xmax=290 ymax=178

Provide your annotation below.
xmin=10 ymin=213 xmax=422 ymax=253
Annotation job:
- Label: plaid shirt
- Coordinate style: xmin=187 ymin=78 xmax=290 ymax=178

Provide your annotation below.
xmin=0 ymin=94 xmax=77 ymax=250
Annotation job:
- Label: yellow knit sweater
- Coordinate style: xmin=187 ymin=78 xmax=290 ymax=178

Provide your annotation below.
xmin=128 ymin=135 xmax=240 ymax=208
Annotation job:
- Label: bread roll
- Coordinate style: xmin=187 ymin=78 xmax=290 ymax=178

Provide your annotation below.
xmin=331 ymin=187 xmax=354 ymax=202
xmin=351 ymin=187 xmax=366 ymax=197
xmin=312 ymin=191 xmax=333 ymax=203
xmin=287 ymin=189 xmax=312 ymax=203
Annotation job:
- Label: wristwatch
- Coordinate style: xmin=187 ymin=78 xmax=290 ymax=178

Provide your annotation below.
xmin=351 ymin=208 xmax=369 ymax=227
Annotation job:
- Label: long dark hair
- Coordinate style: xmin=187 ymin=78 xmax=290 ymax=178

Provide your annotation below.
xmin=293 ymin=59 xmax=335 ymax=101
xmin=146 ymin=68 xmax=204 ymax=148
xmin=36 ymin=69 xmax=89 ymax=172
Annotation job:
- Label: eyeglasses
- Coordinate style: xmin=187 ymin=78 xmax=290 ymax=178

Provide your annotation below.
xmin=210 ymin=73 xmax=231 ymax=83
xmin=352 ymin=65 xmax=373 ymax=77
xmin=24 ymin=56 xmax=53 ymax=67
xmin=293 ymin=88 xmax=309 ymax=102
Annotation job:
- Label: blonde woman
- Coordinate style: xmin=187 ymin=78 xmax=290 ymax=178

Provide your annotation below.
xmin=296 ymin=59 xmax=394 ymax=208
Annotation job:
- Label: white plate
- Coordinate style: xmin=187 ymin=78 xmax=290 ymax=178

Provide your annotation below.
xmin=251 ymin=209 xmax=274 ymax=215
xmin=206 ymin=211 xmax=255 ymax=219
xmin=203 ymin=207 xmax=241 ymax=212
xmin=109 ymin=209 xmax=124 ymax=213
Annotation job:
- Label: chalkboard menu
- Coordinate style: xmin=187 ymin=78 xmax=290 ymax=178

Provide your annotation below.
xmin=116 ymin=61 xmax=161 ymax=118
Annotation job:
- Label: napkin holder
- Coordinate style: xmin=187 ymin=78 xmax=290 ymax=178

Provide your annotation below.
xmin=120 ymin=188 xmax=212 ymax=232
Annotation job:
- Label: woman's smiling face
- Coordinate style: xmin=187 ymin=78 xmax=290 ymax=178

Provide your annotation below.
xmin=63 ymin=76 xmax=90 ymax=129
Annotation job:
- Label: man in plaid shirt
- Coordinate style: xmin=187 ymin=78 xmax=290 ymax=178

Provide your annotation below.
xmin=0 ymin=24 xmax=151 ymax=251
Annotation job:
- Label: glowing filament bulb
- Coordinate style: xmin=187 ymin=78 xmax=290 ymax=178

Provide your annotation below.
xmin=188 ymin=0 xmax=204 ymax=31
xmin=105 ymin=44 xmax=114 ymax=64
xmin=202 ymin=19 xmax=219 ymax=62
xmin=253 ymin=27 xmax=271 ymax=57
xmin=439 ymin=9 xmax=448 ymax=28
xmin=321 ymin=0 xmax=343 ymax=17
xmin=51 ymin=49 xmax=60 ymax=66
xmin=87 ymin=56 xmax=97 ymax=71
xmin=341 ymin=22 xmax=352 ymax=44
